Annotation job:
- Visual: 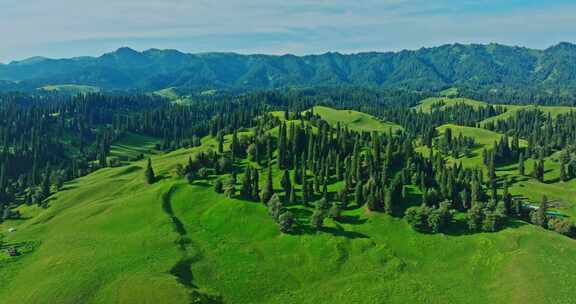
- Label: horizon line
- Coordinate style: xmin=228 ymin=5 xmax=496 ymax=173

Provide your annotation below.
xmin=2 ymin=41 xmax=574 ymax=65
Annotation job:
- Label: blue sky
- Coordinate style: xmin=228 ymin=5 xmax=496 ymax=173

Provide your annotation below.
xmin=1 ymin=0 xmax=575 ymax=63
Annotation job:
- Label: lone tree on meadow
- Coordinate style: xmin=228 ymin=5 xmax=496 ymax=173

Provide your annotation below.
xmin=145 ymin=158 xmax=156 ymax=184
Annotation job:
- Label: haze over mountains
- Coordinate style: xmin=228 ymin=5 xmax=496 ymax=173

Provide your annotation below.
xmin=1 ymin=42 xmax=575 ymax=92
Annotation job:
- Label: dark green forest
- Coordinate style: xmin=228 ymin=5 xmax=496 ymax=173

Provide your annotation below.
xmin=2 ymin=43 xmax=576 ymax=101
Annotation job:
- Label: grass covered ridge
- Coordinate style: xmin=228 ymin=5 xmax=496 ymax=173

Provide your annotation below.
xmin=2 ymin=110 xmax=576 ymax=303
xmin=307 ymin=106 xmax=403 ymax=133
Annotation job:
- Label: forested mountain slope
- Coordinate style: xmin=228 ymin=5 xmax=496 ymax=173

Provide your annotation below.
xmin=1 ymin=43 xmax=576 ymax=92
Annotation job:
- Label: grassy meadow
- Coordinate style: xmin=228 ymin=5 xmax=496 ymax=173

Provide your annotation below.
xmin=311 ymin=106 xmax=403 ymax=133
xmin=1 ymin=105 xmax=576 ymax=303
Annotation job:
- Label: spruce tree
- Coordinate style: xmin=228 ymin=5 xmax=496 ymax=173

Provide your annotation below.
xmin=145 ymin=158 xmax=156 ymax=184
xmin=41 ymin=169 xmax=51 ymax=199
xmin=281 ymin=170 xmax=292 ymax=201
xmin=518 ymin=152 xmax=525 ymax=176
xmin=251 ymin=169 xmax=260 ymax=201
xmin=355 ymin=182 xmax=364 ymax=206
xmin=384 ymin=188 xmax=393 ymax=215
xmin=289 ymin=187 xmax=297 ymax=204
xmin=560 ymin=157 xmax=568 ymax=182
xmin=217 ymin=131 xmax=224 ymax=154
xmin=214 ymin=179 xmax=224 ymax=193
xmin=240 ymin=167 xmax=253 ymax=199
xmin=261 ymin=163 xmax=274 ymax=204
xmin=502 ymin=179 xmax=512 ymax=215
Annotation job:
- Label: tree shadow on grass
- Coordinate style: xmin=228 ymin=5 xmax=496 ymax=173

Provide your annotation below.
xmin=442 ymin=217 xmax=528 ymax=237
xmin=337 ymin=215 xmax=367 ymax=225
xmin=545 ymin=177 xmax=561 ymax=184
xmin=288 ymin=207 xmax=313 ymax=219
xmin=0 ymin=241 xmax=28 ymax=250
xmin=191 ymin=181 xmax=213 ymax=188
xmin=442 ymin=218 xmax=474 ymax=236
xmin=290 ymin=215 xmax=369 ymax=239
xmin=290 ymin=221 xmax=316 ymax=235
xmin=153 ymin=174 xmax=169 ymax=183
xmin=320 ymin=225 xmax=369 ymax=239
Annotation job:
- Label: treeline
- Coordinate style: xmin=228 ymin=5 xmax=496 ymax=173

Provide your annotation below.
xmin=459 ymin=88 xmax=576 ymax=106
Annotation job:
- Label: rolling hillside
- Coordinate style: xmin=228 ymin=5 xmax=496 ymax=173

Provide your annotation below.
xmin=415 ymin=97 xmax=488 ymax=113
xmin=2 ymin=107 xmax=576 ymax=303
xmin=480 ymin=105 xmax=575 ymax=126
xmin=307 ymin=106 xmax=403 ymax=133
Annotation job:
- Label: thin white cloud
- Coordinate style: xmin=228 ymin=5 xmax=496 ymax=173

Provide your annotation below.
xmin=0 ymin=0 xmax=574 ymax=62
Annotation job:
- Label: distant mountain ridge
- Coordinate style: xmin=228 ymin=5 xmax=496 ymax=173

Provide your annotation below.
xmin=1 ymin=42 xmax=576 ymax=92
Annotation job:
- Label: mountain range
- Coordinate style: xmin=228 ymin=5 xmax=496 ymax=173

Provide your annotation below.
xmin=1 ymin=42 xmax=576 ymax=92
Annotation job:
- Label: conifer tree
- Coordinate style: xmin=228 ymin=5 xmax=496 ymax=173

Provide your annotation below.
xmin=355 ymin=182 xmax=364 ymax=206
xmin=261 ymin=163 xmax=274 ymax=204
xmin=251 ymin=168 xmax=260 ymax=201
xmin=384 ymin=188 xmax=393 ymax=215
xmin=41 ymin=169 xmax=51 ymax=199
xmin=281 ymin=170 xmax=292 ymax=200
xmin=560 ymin=156 xmax=568 ymax=182
xmin=518 ymin=152 xmax=525 ymax=176
xmin=231 ymin=129 xmax=239 ymax=162
xmin=240 ymin=167 xmax=253 ymax=199
xmin=217 ymin=131 xmax=224 ymax=154
xmin=214 ymin=178 xmax=224 ymax=193
xmin=502 ymin=179 xmax=512 ymax=215
xmin=145 ymin=158 xmax=156 ymax=184
xmin=289 ymin=187 xmax=297 ymax=204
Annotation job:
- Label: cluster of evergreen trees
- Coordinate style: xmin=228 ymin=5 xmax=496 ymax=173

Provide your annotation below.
xmin=435 ymin=128 xmax=476 ymax=158
xmin=191 ymin=108 xmax=531 ymax=235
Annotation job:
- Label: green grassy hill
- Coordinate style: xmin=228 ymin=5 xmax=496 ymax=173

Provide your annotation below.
xmin=480 ymin=105 xmax=575 ymax=126
xmin=2 ymin=111 xmax=576 ymax=303
xmin=3 ymin=104 xmax=576 ymax=303
xmin=414 ymin=97 xmax=574 ymax=129
xmin=153 ymin=88 xmax=194 ymax=104
xmin=307 ymin=106 xmax=403 ymax=133
xmin=416 ymin=124 xmax=527 ymax=168
xmin=413 ymin=123 xmax=576 ymax=217
xmin=415 ymin=97 xmax=488 ymax=112
xmin=109 ymin=133 xmax=161 ymax=161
